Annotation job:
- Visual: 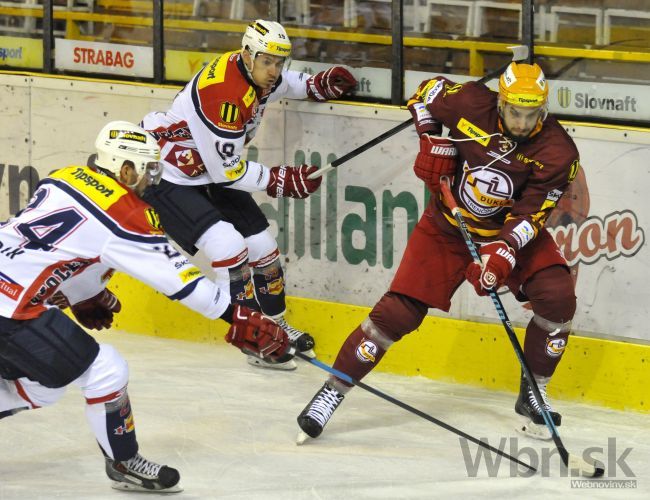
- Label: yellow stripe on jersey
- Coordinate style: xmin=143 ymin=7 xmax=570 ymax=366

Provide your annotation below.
xmin=51 ymin=166 xmax=127 ymax=210
xmin=457 ymin=118 xmax=491 ymax=146
xmin=443 ymin=212 xmax=500 ymax=237
xmin=568 ymin=159 xmax=580 ymax=182
xmin=198 ymin=51 xmax=236 ymax=89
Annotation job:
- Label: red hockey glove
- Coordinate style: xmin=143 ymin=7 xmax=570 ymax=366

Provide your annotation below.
xmin=267 ymin=165 xmax=322 ymax=199
xmin=413 ymin=135 xmax=457 ymax=191
xmin=465 ymin=241 xmax=516 ymax=296
xmin=70 ymin=289 xmax=122 ymax=330
xmin=306 ymin=66 xmax=357 ymax=101
xmin=225 ymin=305 xmax=291 ymax=361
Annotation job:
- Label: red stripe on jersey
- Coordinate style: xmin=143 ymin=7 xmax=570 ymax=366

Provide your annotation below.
xmin=85 ymin=389 xmax=124 ymax=405
xmin=249 ymin=248 xmax=280 ymax=267
xmin=12 ymin=256 xmax=100 ymax=320
xmin=211 ymin=249 xmax=248 ymax=268
xmin=14 ymin=380 xmax=40 ymax=409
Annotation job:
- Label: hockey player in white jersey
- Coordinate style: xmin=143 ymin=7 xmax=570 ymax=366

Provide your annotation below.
xmin=141 ymin=19 xmax=357 ymax=369
xmin=0 ymin=121 xmax=291 ymax=492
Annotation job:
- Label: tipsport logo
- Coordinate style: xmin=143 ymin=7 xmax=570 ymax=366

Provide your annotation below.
xmin=0 ymin=47 xmax=23 ymax=62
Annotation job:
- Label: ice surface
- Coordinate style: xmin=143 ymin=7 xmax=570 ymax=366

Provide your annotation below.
xmin=1 ymin=331 xmax=648 ymax=499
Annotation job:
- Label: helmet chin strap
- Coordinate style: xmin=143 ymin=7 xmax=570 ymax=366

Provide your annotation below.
xmin=242 ymin=49 xmax=257 ymax=82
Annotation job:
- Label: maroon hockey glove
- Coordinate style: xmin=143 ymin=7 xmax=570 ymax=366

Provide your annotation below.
xmin=306 ymin=67 xmax=357 ymax=101
xmin=225 ymin=305 xmax=291 ymax=361
xmin=70 ymin=289 xmax=122 ymax=330
xmin=267 ymin=165 xmax=322 ymax=199
xmin=48 ymin=291 xmax=71 ymax=309
xmin=413 ymin=135 xmax=457 ymax=191
xmin=465 ymin=241 xmax=516 ymax=296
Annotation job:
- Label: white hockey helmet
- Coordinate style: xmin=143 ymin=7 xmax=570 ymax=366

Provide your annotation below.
xmin=94 ymin=121 xmax=161 ymax=187
xmin=242 ymin=20 xmax=291 ymax=60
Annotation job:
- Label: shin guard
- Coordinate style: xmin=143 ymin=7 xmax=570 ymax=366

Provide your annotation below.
xmin=228 ymin=261 xmax=259 ymax=311
xmin=250 ymin=251 xmax=285 ymax=317
xmin=86 ymin=388 xmax=138 ymax=461
xmin=524 ymin=317 xmax=571 ymax=378
xmin=331 ymin=319 xmax=393 ymax=389
xmin=523 ymin=265 xmax=576 ymax=377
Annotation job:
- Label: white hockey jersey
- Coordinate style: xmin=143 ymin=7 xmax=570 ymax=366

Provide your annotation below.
xmin=141 ymin=50 xmax=310 ymax=190
xmin=0 ymin=166 xmax=230 ymax=321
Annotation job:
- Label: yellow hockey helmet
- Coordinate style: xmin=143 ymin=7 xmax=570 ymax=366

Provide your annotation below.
xmin=498 ymin=62 xmax=548 ymax=108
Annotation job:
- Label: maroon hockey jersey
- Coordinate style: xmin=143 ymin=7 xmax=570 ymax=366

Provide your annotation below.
xmin=419 ymin=78 xmax=580 ymax=251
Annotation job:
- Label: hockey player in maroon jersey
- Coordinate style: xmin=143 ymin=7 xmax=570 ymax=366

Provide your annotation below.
xmin=297 ymin=62 xmax=581 ymax=441
xmin=0 ymin=121 xmax=291 ymax=492
xmin=141 ymin=20 xmax=357 ymax=369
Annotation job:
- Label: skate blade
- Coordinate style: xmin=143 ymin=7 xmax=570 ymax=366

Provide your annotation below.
xmin=516 ymin=417 xmax=552 ymax=441
xmin=296 ymin=430 xmax=311 ymax=445
xmin=297 ymin=348 xmax=316 ymax=359
xmin=246 ymin=355 xmax=297 ymax=371
xmin=110 ymin=480 xmax=183 ymax=493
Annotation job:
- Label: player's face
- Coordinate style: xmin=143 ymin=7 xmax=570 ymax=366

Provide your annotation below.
xmin=250 ymin=53 xmax=285 ymax=89
xmin=500 ymin=102 xmax=545 ymax=142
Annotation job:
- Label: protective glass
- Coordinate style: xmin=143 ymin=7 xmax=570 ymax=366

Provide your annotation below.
xmin=144 ymin=161 xmax=163 ymax=186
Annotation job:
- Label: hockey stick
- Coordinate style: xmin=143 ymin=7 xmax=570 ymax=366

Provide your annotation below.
xmin=291 ymin=350 xmax=536 ymax=473
xmin=438 ymin=177 xmax=605 ymax=478
xmin=307 ymin=45 xmax=529 ymax=180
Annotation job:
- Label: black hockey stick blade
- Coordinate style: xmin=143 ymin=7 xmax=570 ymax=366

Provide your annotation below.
xmin=291 ymin=349 xmax=537 ymax=474
xmin=307 ymin=45 xmax=528 ymax=180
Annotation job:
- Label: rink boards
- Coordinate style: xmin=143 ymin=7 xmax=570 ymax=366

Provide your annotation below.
xmin=1 ymin=72 xmax=649 ymax=413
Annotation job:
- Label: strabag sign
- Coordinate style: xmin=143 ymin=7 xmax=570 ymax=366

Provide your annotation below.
xmin=55 ymin=39 xmax=153 ymax=78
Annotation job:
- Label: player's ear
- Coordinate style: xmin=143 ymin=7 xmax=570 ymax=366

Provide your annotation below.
xmin=119 ymin=161 xmax=134 ymax=183
xmin=241 ymin=49 xmax=252 ymax=68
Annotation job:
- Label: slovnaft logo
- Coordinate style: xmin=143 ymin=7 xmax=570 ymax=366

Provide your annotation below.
xmin=555 ymin=87 xmax=637 ymax=112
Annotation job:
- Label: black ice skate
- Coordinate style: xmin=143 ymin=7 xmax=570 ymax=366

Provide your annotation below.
xmin=275 ymin=316 xmax=316 ymax=358
xmin=296 ymin=382 xmax=344 ymax=443
xmin=105 ymin=453 xmax=182 ymax=493
xmin=515 ymin=373 xmax=561 ymax=440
